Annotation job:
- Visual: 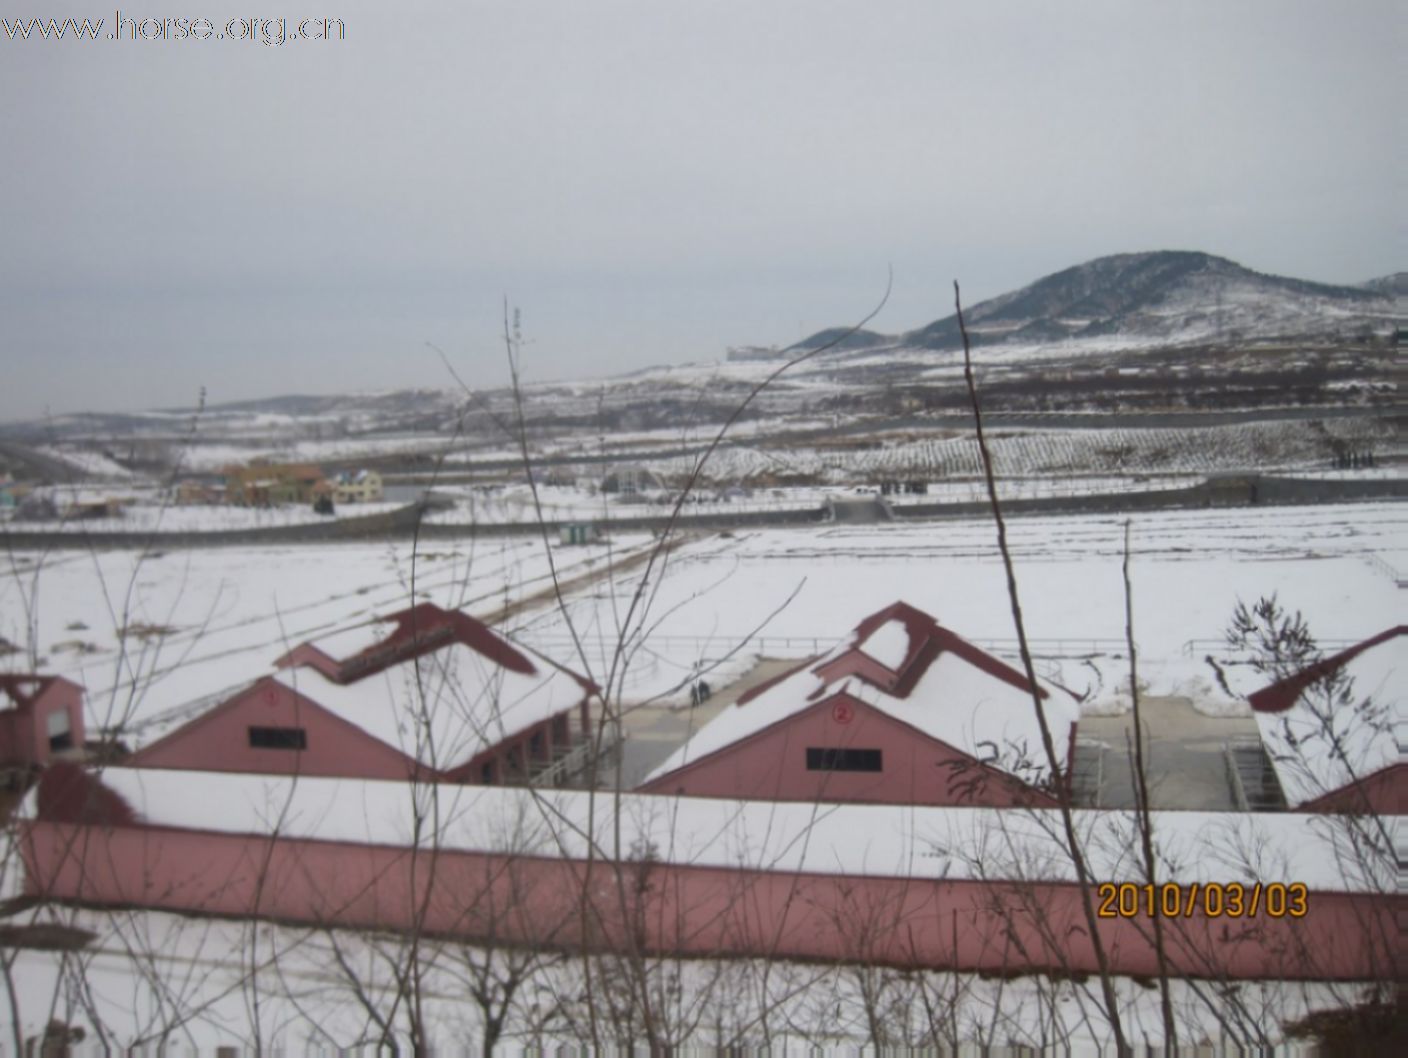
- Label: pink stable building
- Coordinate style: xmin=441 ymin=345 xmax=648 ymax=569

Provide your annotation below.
xmin=1248 ymin=624 xmax=1405 ymax=815
xmin=0 ymin=674 xmax=84 ymax=772
xmin=21 ymin=763 xmax=1400 ymax=982
xmin=639 ymin=602 xmax=1080 ymax=806
xmin=126 ymin=603 xmax=596 ymax=784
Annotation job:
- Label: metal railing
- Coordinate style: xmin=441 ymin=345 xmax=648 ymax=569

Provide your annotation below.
xmin=1363 ymin=552 xmax=1407 ymax=588
xmin=1182 ymin=637 xmax=1363 ymax=659
xmin=518 ymin=632 xmax=1132 ymax=660
xmin=528 ymin=721 xmax=622 ymax=788
xmin=1223 ymin=736 xmax=1287 ymax=812
xmin=1070 ymin=737 xmax=1106 ymax=808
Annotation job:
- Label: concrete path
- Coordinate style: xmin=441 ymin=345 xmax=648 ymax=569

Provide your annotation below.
xmin=601 ymin=657 xmax=804 ymax=788
xmin=1078 ymin=696 xmax=1259 ymax=810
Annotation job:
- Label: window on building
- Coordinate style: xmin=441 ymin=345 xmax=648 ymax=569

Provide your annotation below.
xmin=46 ymin=709 xmax=74 ymax=753
xmin=529 ymin=729 xmax=545 ymax=759
xmin=480 ymin=759 xmax=498 ymax=785
xmin=248 ymin=726 xmax=308 ymax=751
xmin=806 ymin=747 xmax=882 ymax=772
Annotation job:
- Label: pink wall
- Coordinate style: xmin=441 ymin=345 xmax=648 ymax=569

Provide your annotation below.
xmin=1305 ymin=763 xmax=1406 ymax=816
xmin=447 ymin=716 xmax=561 ymax=785
xmin=128 ymin=677 xmax=423 ymax=781
xmin=0 ymin=679 xmax=83 ymax=768
xmin=639 ymin=694 xmax=1057 ymax=807
xmin=21 ymin=816 xmax=1398 ymax=982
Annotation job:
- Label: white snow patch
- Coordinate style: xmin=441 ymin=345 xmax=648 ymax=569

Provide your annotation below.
xmin=857 ymin=617 xmax=910 ymax=670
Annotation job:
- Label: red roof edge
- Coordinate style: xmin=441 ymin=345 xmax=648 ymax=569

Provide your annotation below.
xmin=1247 ymin=625 xmax=1407 ymax=715
xmin=852 ymin=601 xmax=937 ymax=680
xmin=927 ymin=627 xmax=1049 ymax=701
xmin=753 ymin=602 xmax=1051 ymax=705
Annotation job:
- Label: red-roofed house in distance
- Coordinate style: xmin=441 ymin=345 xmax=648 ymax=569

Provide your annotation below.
xmin=125 ymin=603 xmax=597 ymax=786
xmin=639 ymin=602 xmax=1080 ymax=807
xmin=1246 ymin=625 xmax=1405 ymax=816
xmin=0 ymin=673 xmax=84 ymax=773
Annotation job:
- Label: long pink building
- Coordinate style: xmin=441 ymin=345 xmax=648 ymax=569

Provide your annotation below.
xmin=20 ymin=763 xmax=1400 ymax=982
xmin=641 ymin=602 xmax=1079 ymax=806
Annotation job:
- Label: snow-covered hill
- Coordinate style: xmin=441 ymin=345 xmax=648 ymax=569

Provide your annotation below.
xmin=4 ymin=251 xmax=1399 ymax=451
xmin=795 ymin=251 xmax=1402 ymax=356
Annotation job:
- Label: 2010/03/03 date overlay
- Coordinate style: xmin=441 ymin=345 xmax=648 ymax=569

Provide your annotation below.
xmin=1097 ymin=882 xmax=1308 ymax=919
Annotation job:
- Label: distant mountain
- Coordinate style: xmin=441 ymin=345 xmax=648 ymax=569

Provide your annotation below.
xmin=1361 ymin=272 xmax=1408 ymax=298
xmin=784 ymin=327 xmax=891 ymax=353
xmin=793 ymin=251 xmax=1401 ymax=354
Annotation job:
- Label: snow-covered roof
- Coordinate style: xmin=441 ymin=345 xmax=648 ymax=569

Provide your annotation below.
xmin=123 ymin=603 xmax=590 ymax=769
xmin=24 ymin=766 xmax=1392 ymax=894
xmin=299 ymin=621 xmax=389 ymax=663
xmin=857 ymin=617 xmax=910 ymax=671
xmin=1250 ymin=626 xmax=1406 ymax=807
xmin=647 ymin=602 xmax=1079 ymax=787
xmin=273 ymin=638 xmax=586 ymax=769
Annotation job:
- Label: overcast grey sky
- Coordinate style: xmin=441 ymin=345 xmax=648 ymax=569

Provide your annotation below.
xmin=1 ymin=0 xmax=1401 ymax=420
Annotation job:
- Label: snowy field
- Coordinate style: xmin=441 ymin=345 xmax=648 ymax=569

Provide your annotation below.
xmin=0 ymin=533 xmax=658 ymax=737
xmin=1 ymin=501 xmax=1399 ymax=734
xmin=0 ymin=503 xmax=1400 ymax=1053
xmin=0 ymin=899 xmax=1358 ymax=1053
xmin=505 ymin=502 xmax=1405 ymax=712
xmin=419 ymin=472 xmax=1262 ymax=526
xmin=627 ymin=416 xmax=1394 ymax=483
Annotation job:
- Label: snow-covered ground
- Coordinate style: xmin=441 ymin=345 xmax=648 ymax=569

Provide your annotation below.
xmin=1 ymin=501 xmax=1399 ymax=1053
xmin=0 ymin=899 xmax=1358 ymax=1053
xmin=626 ymin=417 xmax=1395 ymax=484
xmin=505 ymin=503 xmax=1405 ymax=712
xmin=0 ymin=533 xmax=657 ymax=737
xmin=32 ymin=445 xmax=135 ymax=479
xmin=143 ymin=434 xmax=456 ymax=471
xmin=417 ymin=472 xmax=1284 ymax=526
xmin=3 ymin=502 xmax=1397 ymax=732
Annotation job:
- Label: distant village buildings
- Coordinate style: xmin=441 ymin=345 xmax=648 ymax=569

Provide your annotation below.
xmin=330 ymin=469 xmax=384 ymax=504
xmin=601 ymin=465 xmax=663 ymax=495
xmin=175 ymin=462 xmax=385 ymax=507
xmin=223 ymin=462 xmax=326 ymax=506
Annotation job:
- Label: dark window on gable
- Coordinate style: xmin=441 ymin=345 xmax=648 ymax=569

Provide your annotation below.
xmin=806 ymin=748 xmax=882 ymax=772
xmin=248 ymin=726 xmax=307 ymax=751
xmin=46 ymin=709 xmax=74 ymax=753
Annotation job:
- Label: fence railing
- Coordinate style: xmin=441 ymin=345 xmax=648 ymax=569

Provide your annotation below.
xmin=1182 ymin=637 xmax=1365 ymax=659
xmin=517 ymin=632 xmax=1132 ymax=660
xmin=1363 ymin=552 xmax=1407 ymax=587
xmin=529 ymin=723 xmax=622 ymax=788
